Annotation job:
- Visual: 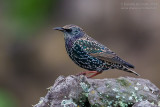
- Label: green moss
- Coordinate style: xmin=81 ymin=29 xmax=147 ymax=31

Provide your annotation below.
xmin=61 ymin=98 xmax=77 ymax=107
xmin=117 ymin=78 xmax=131 ymax=87
xmin=105 ymin=83 xmax=111 ymax=88
xmin=74 ymin=91 xmax=90 ymax=107
xmin=94 ymin=89 xmax=136 ymax=107
xmin=80 ymin=82 xmax=90 ymax=93
xmin=118 ymin=101 xmax=128 ymax=107
xmin=74 ymin=93 xmax=91 ymax=107
xmin=91 ymin=103 xmax=101 ymax=107
xmin=73 ymin=81 xmax=92 ymax=107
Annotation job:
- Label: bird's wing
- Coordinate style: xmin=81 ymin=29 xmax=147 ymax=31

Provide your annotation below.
xmin=75 ymin=37 xmax=134 ymax=68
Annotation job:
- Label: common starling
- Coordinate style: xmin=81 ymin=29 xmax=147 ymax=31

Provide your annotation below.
xmin=54 ymin=24 xmax=139 ymax=78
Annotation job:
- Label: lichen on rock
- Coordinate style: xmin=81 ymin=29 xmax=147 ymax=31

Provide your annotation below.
xmin=34 ymin=75 xmax=160 ymax=107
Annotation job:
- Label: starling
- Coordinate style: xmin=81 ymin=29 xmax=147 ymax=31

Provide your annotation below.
xmin=54 ymin=24 xmax=139 ymax=78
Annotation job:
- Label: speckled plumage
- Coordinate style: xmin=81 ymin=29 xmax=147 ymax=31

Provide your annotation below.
xmin=54 ymin=24 xmax=139 ymax=77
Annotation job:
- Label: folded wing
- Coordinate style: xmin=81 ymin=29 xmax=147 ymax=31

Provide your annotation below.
xmin=76 ymin=37 xmax=134 ymax=69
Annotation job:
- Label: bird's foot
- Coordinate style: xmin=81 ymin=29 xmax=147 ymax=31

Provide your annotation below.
xmin=76 ymin=71 xmax=97 ymax=75
xmin=76 ymin=71 xmax=101 ymax=78
xmin=87 ymin=72 xmax=101 ymax=78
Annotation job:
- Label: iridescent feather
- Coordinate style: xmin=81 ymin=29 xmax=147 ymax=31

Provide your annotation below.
xmin=54 ymin=24 xmax=140 ymax=77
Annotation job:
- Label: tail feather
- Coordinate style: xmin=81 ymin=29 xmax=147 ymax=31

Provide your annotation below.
xmin=122 ymin=66 xmax=140 ymax=76
xmin=123 ymin=62 xmax=135 ymax=69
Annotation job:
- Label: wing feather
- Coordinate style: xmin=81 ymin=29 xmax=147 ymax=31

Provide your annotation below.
xmin=75 ymin=37 xmax=134 ymax=68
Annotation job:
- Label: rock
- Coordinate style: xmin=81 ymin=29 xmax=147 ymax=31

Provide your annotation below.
xmin=132 ymin=101 xmax=158 ymax=107
xmin=34 ymin=75 xmax=160 ymax=107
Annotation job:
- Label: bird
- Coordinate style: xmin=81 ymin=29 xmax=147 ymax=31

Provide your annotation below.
xmin=54 ymin=24 xmax=139 ymax=78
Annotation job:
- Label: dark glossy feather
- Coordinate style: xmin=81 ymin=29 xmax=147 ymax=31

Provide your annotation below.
xmin=54 ymin=24 xmax=139 ymax=76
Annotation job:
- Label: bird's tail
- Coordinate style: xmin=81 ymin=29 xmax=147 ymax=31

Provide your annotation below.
xmin=123 ymin=61 xmax=134 ymax=69
xmin=119 ymin=66 xmax=140 ymax=76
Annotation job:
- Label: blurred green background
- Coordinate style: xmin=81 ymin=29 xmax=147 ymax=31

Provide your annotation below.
xmin=0 ymin=0 xmax=160 ymax=107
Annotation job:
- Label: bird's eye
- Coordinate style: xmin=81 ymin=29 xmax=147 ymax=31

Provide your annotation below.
xmin=65 ymin=28 xmax=72 ymax=32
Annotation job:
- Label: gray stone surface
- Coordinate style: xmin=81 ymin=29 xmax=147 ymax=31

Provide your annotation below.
xmin=34 ymin=75 xmax=160 ymax=107
xmin=132 ymin=101 xmax=158 ymax=107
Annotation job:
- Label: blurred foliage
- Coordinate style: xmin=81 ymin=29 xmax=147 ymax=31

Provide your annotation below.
xmin=0 ymin=89 xmax=17 ymax=107
xmin=0 ymin=0 xmax=160 ymax=107
xmin=4 ymin=0 xmax=57 ymax=39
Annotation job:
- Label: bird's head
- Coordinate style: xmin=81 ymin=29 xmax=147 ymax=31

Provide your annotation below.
xmin=54 ymin=24 xmax=85 ymax=39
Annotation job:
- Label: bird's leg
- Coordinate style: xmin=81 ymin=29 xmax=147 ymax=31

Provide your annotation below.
xmin=76 ymin=71 xmax=102 ymax=78
xmin=76 ymin=71 xmax=98 ymax=76
xmin=87 ymin=72 xmax=102 ymax=78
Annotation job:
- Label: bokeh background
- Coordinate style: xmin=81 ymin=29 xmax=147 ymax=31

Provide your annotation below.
xmin=0 ymin=0 xmax=160 ymax=107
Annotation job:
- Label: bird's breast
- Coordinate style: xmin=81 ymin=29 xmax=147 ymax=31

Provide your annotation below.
xmin=65 ymin=42 xmax=106 ymax=71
